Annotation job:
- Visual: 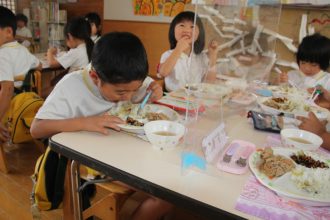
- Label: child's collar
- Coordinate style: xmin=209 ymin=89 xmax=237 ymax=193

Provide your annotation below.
xmin=0 ymin=40 xmax=19 ymax=49
xmin=310 ymin=70 xmax=325 ymax=81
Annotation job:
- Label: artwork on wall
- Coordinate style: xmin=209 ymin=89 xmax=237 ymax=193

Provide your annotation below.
xmin=133 ymin=0 xmax=191 ymax=17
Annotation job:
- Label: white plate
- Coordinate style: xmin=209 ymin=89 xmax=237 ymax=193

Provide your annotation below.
xmin=186 ymin=83 xmax=232 ymax=100
xmin=257 ymin=97 xmax=328 ymax=120
xmin=109 ymin=104 xmax=180 ymax=134
xmin=249 ymin=147 xmax=330 ymax=206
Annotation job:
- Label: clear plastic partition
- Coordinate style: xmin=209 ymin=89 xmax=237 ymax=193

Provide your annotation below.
xmin=180 ymin=0 xmax=282 ymax=176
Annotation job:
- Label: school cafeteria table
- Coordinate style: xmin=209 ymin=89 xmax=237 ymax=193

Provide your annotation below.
xmin=49 ymin=109 xmax=267 ymax=220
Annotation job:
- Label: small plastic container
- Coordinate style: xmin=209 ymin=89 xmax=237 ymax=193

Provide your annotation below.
xmin=217 ymin=140 xmax=255 ymax=174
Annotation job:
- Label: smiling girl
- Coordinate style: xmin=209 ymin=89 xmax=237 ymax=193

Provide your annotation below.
xmin=158 ymin=11 xmax=218 ymax=92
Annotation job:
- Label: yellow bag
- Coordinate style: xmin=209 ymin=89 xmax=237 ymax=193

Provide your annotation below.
xmin=2 ymin=92 xmax=44 ymax=144
xmin=31 ymin=147 xmax=67 ymax=218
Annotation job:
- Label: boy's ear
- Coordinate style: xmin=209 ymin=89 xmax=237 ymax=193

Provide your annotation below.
xmin=5 ymin=27 xmax=14 ymax=38
xmin=89 ymin=69 xmax=100 ymax=84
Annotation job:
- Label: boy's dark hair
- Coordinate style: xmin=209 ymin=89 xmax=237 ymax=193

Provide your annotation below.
xmin=297 ymin=33 xmax=330 ymax=70
xmin=168 ymin=11 xmax=205 ymax=54
xmin=92 ymin=32 xmax=148 ymax=84
xmin=0 ymin=6 xmax=17 ymax=36
xmin=85 ymin=12 xmax=102 ymax=36
xmin=64 ymin=17 xmax=94 ymax=61
xmin=16 ymin=13 xmax=28 ymax=25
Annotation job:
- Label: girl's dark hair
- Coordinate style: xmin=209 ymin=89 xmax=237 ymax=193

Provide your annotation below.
xmin=64 ymin=17 xmax=94 ymax=61
xmin=0 ymin=6 xmax=16 ymax=36
xmin=16 ymin=13 xmax=28 ymax=25
xmin=297 ymin=33 xmax=330 ymax=70
xmin=168 ymin=11 xmax=205 ymax=54
xmin=85 ymin=12 xmax=102 ymax=36
xmin=92 ymin=32 xmax=148 ymax=84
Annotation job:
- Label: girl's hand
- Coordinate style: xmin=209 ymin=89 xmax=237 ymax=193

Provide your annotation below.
xmin=82 ymin=113 xmax=125 ymax=135
xmin=175 ymin=36 xmax=191 ymax=53
xmin=297 ymin=112 xmax=326 ymax=137
xmin=0 ymin=124 xmax=10 ymax=143
xmin=315 ymin=85 xmax=330 ymax=102
xmin=47 ymin=47 xmax=57 ymax=55
xmin=208 ymin=39 xmax=218 ymax=59
xmin=279 ymin=71 xmax=288 ymax=83
xmin=147 ymin=81 xmax=163 ymax=102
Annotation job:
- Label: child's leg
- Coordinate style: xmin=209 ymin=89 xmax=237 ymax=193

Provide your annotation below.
xmin=131 ymin=196 xmax=174 ymax=220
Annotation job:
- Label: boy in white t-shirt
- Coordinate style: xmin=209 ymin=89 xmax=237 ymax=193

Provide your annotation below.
xmin=0 ymin=6 xmax=41 ymax=143
xmin=31 ymin=32 xmax=173 ymax=220
xmin=16 ymin=13 xmax=33 ymax=48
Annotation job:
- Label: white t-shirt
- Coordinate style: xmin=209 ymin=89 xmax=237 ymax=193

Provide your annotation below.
xmin=0 ymin=41 xmax=40 ymax=81
xmin=16 ymin=27 xmax=32 ymax=48
xmin=288 ymin=70 xmax=330 ymax=91
xmin=36 ymin=64 xmax=154 ymax=120
xmin=56 ymin=43 xmax=89 ymax=73
xmin=160 ymin=50 xmax=209 ymax=92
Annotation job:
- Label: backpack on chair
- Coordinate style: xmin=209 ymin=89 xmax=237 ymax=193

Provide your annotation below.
xmin=31 ymin=147 xmax=68 ymax=219
xmin=2 ymin=92 xmax=44 ymax=144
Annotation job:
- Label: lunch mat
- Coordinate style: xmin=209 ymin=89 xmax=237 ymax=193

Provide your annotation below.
xmin=235 ymin=147 xmax=330 ymax=220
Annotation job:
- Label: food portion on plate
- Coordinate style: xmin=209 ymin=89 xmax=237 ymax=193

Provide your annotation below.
xmin=258 ymin=96 xmax=329 ymax=120
xmin=185 ymin=83 xmax=232 ymax=100
xmin=249 ymin=147 xmax=330 ymax=205
xmin=108 ymin=102 xmax=179 ymax=134
xmin=262 ymin=97 xmax=301 ymax=112
xmin=267 ymin=85 xmax=309 ymax=99
xmin=258 ymin=148 xmax=295 ymax=178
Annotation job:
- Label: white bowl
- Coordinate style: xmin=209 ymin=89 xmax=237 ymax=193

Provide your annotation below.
xmin=144 ymin=120 xmax=185 ymax=150
xmin=280 ymin=128 xmax=323 ymax=151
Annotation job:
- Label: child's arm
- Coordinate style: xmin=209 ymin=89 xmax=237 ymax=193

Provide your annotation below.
xmin=205 ymin=40 xmax=218 ymax=81
xmin=30 ymin=113 xmax=125 ymax=139
xmin=47 ymin=47 xmax=62 ymax=68
xmin=279 ymin=71 xmax=288 ymax=84
xmin=158 ymin=36 xmax=191 ymax=77
xmin=16 ymin=35 xmax=33 ymax=43
xmin=297 ymin=112 xmax=330 ymax=151
xmin=147 ymin=81 xmax=163 ymax=103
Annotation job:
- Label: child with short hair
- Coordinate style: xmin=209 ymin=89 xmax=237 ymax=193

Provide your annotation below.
xmin=16 ymin=13 xmax=33 ymax=48
xmin=279 ymin=33 xmax=330 ymax=90
xmin=85 ymin=12 xmax=102 ymax=43
xmin=47 ymin=17 xmax=94 ymax=73
xmin=0 ymin=6 xmax=41 ymax=143
xmin=158 ymin=11 xmax=218 ymax=92
xmin=31 ymin=32 xmax=172 ymax=220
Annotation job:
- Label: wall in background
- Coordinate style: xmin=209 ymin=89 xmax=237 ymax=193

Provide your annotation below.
xmin=17 ymin=1 xmax=330 ymax=76
xmin=60 ymin=0 xmax=168 ymax=78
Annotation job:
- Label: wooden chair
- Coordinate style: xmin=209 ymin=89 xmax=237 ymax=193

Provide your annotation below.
xmin=64 ymin=162 xmax=135 ymax=220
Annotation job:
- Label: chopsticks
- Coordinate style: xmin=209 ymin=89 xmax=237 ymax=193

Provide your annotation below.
xmin=308 ymin=86 xmax=322 ymax=104
xmin=137 ymin=90 xmax=152 ymax=115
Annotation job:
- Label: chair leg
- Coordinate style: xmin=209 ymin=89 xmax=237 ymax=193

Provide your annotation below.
xmin=0 ymin=144 xmax=9 ymax=173
xmin=83 ymin=194 xmax=118 ymax=220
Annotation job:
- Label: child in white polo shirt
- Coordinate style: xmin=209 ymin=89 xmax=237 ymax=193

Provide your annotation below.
xmin=158 ymin=11 xmax=218 ymax=92
xmin=0 ymin=6 xmax=41 ymax=143
xmin=47 ymin=17 xmax=94 ymax=73
xmin=31 ymin=32 xmax=173 ymax=220
xmin=16 ymin=13 xmax=33 ymax=48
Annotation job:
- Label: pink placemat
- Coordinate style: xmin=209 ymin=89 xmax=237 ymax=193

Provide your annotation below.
xmin=235 ymin=176 xmax=330 ymax=220
xmin=235 ymin=144 xmax=330 ymax=220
